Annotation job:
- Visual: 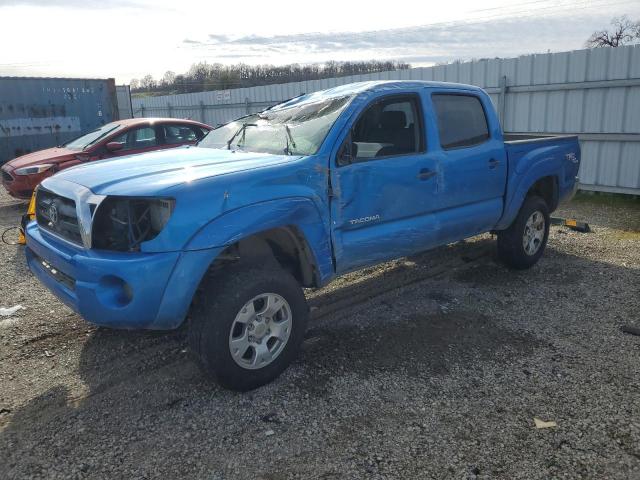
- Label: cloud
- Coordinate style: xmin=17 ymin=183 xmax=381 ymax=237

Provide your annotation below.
xmin=0 ymin=0 xmax=142 ymax=8
xmin=207 ymin=34 xmax=233 ymax=43
xmin=182 ymin=14 xmax=612 ymax=65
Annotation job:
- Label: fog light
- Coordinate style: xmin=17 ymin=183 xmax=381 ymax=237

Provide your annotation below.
xmin=96 ymin=275 xmax=133 ymax=307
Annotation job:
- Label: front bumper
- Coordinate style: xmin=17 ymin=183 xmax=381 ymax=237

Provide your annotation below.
xmin=25 ymin=222 xmax=222 ymax=329
xmin=1 ymin=169 xmax=44 ymax=199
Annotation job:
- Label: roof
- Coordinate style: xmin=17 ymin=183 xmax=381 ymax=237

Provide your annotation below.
xmin=323 ymin=80 xmax=483 ymax=95
xmin=115 ymin=117 xmax=211 ymax=128
xmin=273 ymin=80 xmax=484 ymax=111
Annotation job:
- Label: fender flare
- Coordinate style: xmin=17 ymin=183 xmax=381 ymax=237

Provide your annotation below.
xmin=497 ymin=161 xmax=559 ymax=230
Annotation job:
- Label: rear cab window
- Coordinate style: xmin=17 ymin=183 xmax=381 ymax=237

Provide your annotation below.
xmin=431 ymin=94 xmax=489 ymax=150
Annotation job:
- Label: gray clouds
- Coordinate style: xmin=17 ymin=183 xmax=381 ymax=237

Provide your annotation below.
xmin=183 ymin=14 xmax=611 ymax=65
xmin=0 ymin=0 xmax=142 ymax=8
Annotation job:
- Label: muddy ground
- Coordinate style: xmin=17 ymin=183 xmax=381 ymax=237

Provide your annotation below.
xmin=0 ymin=189 xmax=639 ymax=479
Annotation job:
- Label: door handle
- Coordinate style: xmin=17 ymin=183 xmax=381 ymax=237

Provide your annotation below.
xmin=417 ymin=168 xmax=437 ymax=181
xmin=488 ymin=158 xmax=500 ymax=169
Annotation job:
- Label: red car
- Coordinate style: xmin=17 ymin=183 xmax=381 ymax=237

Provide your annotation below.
xmin=1 ymin=118 xmax=212 ymax=199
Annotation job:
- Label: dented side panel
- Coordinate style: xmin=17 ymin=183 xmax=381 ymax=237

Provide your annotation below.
xmin=331 ymin=150 xmax=441 ymax=272
xmin=184 ymin=197 xmax=334 ymax=284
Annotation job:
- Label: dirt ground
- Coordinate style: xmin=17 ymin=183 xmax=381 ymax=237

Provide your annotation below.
xmin=0 ymin=189 xmax=639 ymax=480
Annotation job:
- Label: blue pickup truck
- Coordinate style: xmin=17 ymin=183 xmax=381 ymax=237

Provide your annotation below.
xmin=25 ymin=81 xmax=580 ymax=390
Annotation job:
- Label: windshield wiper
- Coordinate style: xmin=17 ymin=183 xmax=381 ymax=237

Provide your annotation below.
xmin=284 ymin=124 xmax=297 ymax=155
xmin=227 ymin=123 xmax=257 ymax=150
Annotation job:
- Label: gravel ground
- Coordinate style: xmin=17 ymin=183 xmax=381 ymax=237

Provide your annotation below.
xmin=0 ymin=189 xmax=638 ymax=479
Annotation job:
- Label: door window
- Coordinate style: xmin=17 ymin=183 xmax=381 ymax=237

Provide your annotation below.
xmin=110 ymin=126 xmax=158 ymax=151
xmin=350 ymin=95 xmax=424 ymax=161
xmin=162 ymin=124 xmax=201 ymax=145
xmin=431 ymin=94 xmax=489 ymax=150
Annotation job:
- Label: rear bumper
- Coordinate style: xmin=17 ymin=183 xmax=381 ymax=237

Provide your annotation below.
xmin=559 ymin=176 xmax=579 ymax=205
xmin=25 ymin=222 xmax=222 ymax=330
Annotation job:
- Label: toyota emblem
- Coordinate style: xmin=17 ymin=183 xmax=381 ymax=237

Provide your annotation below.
xmin=48 ymin=203 xmax=59 ymax=225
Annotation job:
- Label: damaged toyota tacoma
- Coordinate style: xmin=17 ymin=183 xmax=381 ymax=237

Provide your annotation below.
xmin=25 ymin=81 xmax=580 ymax=390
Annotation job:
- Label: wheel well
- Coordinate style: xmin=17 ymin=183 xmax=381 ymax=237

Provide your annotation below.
xmin=528 ymin=176 xmax=558 ymax=212
xmin=206 ymin=227 xmax=319 ymax=288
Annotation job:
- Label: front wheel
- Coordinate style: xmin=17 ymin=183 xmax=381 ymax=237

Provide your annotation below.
xmin=189 ymin=265 xmax=309 ymax=391
xmin=497 ymin=195 xmax=550 ymax=270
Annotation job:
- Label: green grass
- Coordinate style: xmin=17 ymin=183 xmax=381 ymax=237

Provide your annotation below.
xmin=573 ymin=191 xmax=640 ymax=208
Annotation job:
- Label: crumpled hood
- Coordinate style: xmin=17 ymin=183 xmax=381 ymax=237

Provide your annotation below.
xmin=4 ymin=147 xmax=77 ymax=170
xmin=49 ymin=146 xmax=301 ymax=196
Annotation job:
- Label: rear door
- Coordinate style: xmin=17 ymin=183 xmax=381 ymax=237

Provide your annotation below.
xmin=427 ymin=91 xmax=507 ymax=241
xmin=330 ymin=91 xmax=441 ymax=273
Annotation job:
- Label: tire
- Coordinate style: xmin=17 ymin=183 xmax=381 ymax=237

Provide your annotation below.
xmin=497 ymin=195 xmax=550 ymax=270
xmin=189 ymin=264 xmax=309 ymax=391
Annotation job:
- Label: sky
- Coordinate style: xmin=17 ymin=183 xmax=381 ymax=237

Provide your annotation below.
xmin=1 ymin=0 xmax=639 ymax=84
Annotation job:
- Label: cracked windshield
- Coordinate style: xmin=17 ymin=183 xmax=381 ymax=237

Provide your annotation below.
xmin=198 ymin=95 xmax=352 ymax=155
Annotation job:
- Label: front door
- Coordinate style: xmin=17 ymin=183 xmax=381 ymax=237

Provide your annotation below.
xmin=330 ymin=92 xmax=441 ymax=273
xmin=106 ymin=125 xmax=165 ymax=158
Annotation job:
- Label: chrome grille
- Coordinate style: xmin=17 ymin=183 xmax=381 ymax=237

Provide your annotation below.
xmin=35 ymin=188 xmax=82 ymax=245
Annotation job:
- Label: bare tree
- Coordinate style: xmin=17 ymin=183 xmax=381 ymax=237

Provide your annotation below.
xmin=585 ymin=15 xmax=640 ymax=47
xmin=139 ymin=74 xmax=157 ymax=90
xmin=161 ymin=71 xmax=176 ymax=86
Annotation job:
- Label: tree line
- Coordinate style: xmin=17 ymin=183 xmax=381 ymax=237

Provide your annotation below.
xmin=130 ymin=60 xmax=410 ymax=96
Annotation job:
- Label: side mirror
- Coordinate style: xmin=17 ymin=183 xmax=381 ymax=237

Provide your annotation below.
xmin=106 ymin=141 xmax=124 ymax=152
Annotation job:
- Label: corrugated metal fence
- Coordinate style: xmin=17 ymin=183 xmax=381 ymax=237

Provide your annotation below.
xmin=116 ymin=85 xmax=133 ymax=119
xmin=133 ymin=45 xmax=640 ymax=195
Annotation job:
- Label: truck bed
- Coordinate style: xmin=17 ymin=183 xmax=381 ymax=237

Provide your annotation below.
xmin=500 ymin=132 xmax=581 ymax=228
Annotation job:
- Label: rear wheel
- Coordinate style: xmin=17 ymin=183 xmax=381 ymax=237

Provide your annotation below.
xmin=497 ymin=195 xmax=550 ymax=270
xmin=189 ymin=264 xmax=308 ymax=391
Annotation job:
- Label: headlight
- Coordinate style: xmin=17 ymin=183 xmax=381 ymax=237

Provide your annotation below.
xmin=92 ymin=197 xmax=175 ymax=251
xmin=14 ymin=164 xmax=55 ymax=176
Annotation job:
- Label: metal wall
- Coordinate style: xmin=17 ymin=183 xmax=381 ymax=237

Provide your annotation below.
xmin=0 ymin=77 xmax=119 ymax=164
xmin=116 ymin=85 xmax=133 ymax=119
xmin=133 ymin=45 xmax=640 ymax=195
